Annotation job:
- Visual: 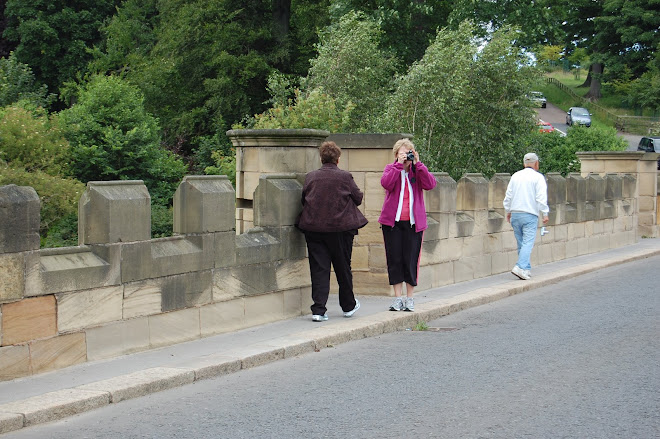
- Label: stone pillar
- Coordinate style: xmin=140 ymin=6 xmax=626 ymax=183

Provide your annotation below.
xmin=173 ymin=175 xmax=235 ymax=234
xmin=78 ymin=181 xmax=151 ymax=245
xmin=546 ymin=173 xmax=566 ymax=224
xmin=0 ymin=185 xmax=40 ymax=253
xmin=226 ymin=128 xmax=330 ymax=233
xmin=456 ymin=173 xmax=489 ymax=237
xmin=585 ymin=173 xmax=605 ymax=220
xmin=565 ymin=173 xmax=586 ymax=223
xmin=577 ymin=151 xmax=658 ymax=237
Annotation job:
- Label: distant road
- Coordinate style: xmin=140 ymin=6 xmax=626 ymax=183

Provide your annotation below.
xmin=536 ymin=103 xmax=641 ymax=150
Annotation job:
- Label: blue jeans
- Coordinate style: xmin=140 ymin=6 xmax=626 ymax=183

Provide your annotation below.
xmin=510 ymin=212 xmax=538 ymax=271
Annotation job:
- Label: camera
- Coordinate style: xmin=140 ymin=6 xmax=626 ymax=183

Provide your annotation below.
xmin=406 ymin=151 xmax=415 ymax=161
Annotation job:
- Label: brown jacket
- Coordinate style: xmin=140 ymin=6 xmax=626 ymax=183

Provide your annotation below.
xmin=297 ymin=163 xmax=368 ymax=233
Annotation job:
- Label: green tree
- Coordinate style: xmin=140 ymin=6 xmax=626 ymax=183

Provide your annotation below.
xmin=330 ymin=0 xmax=452 ymax=66
xmin=305 ymin=11 xmax=398 ymax=131
xmin=379 ymin=22 xmax=540 ymax=180
xmin=3 ymin=0 xmax=122 ymax=98
xmin=0 ymin=52 xmax=54 ymax=108
xmin=59 ymin=74 xmax=186 ymax=205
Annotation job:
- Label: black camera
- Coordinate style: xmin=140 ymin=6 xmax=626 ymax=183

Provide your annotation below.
xmin=406 ymin=151 xmax=415 ymax=161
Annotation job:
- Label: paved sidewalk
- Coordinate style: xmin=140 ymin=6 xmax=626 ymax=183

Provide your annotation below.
xmin=1 ymin=238 xmax=659 ymax=434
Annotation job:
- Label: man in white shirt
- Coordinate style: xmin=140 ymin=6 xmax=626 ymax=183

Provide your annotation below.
xmin=503 ymin=153 xmax=549 ymax=280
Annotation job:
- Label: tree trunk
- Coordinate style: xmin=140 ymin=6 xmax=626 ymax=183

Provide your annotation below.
xmin=584 ymin=62 xmax=603 ymax=101
xmin=580 ymin=64 xmax=592 ymax=88
xmin=272 ymin=0 xmax=291 ymax=40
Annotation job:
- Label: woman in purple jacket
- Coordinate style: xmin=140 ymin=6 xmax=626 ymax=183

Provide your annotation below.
xmin=378 ymin=139 xmax=437 ymax=311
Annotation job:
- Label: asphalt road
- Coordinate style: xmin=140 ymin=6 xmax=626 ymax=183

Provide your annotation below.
xmin=5 ymin=256 xmax=658 ymax=439
xmin=536 ymin=103 xmax=642 ymax=150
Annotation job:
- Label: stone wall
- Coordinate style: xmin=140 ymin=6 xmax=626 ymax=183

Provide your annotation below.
xmin=0 ymin=132 xmax=657 ymax=381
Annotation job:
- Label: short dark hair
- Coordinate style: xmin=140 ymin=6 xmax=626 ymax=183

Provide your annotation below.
xmin=319 ymin=141 xmax=341 ymax=164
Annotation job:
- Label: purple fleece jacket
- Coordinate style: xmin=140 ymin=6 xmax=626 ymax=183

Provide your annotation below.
xmin=377 ymin=161 xmax=437 ymax=232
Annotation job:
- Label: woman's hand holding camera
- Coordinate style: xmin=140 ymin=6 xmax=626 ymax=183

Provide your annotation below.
xmin=397 ymin=149 xmax=419 ymax=165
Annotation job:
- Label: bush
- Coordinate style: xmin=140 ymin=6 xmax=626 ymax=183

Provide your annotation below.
xmin=60 ymin=75 xmax=187 ymax=205
xmin=529 ymin=126 xmax=628 ymax=176
xmin=0 ymin=165 xmax=84 ymax=241
xmin=0 ymin=53 xmax=54 ymax=108
xmin=0 ymin=105 xmax=71 ymax=175
xmin=244 ymin=88 xmax=354 ymax=132
xmin=151 ymin=204 xmax=173 ymax=239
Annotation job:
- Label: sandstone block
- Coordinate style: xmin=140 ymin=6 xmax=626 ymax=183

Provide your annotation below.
xmin=160 ymin=270 xmax=213 ymax=312
xmin=149 ymin=308 xmax=200 ymax=348
xmin=0 ymin=185 xmax=40 ymax=254
xmin=245 ymin=292 xmax=284 ymax=327
xmin=2 ymin=296 xmax=56 ymax=345
xmin=283 ymin=288 xmax=305 ymax=318
xmin=78 ymin=181 xmax=150 ymax=245
xmin=431 ymin=262 xmax=454 ymax=287
xmin=57 ymin=286 xmax=123 ymax=332
xmin=0 ymin=254 xmax=23 ymax=303
xmin=30 ymin=333 xmax=86 ymax=374
xmin=200 ymin=298 xmax=246 ymax=337
xmin=235 ymin=229 xmax=281 ymax=265
xmin=123 ymin=283 xmax=161 ymax=319
xmin=546 ymin=173 xmax=567 ymax=206
xmin=254 ymin=175 xmax=303 ymax=227
xmin=173 ymin=175 xmax=236 ymax=234
xmin=426 ymin=173 xmax=457 ymax=213
xmin=214 ymin=231 xmax=238 ymax=268
xmin=85 ymin=317 xmax=150 ymax=361
xmin=0 ymin=345 xmax=30 ymax=381
xmin=456 ymin=174 xmax=489 ymax=211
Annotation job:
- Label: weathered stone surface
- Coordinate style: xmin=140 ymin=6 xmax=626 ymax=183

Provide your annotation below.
xmin=0 ymin=388 xmax=109 ymax=427
xmin=76 ymin=367 xmax=195 ymax=403
xmin=2 ymin=296 xmax=56 ymax=345
xmin=149 ymin=308 xmax=200 ymax=348
xmin=200 ymin=299 xmax=246 ymax=336
xmin=173 ymin=175 xmax=235 ymax=234
xmin=605 ymin=173 xmax=623 ymax=200
xmin=566 ymin=173 xmax=587 ymax=204
xmin=160 ymin=270 xmax=213 ymax=312
xmin=455 ymin=212 xmax=475 ymax=237
xmin=27 ymin=246 xmax=120 ymax=297
xmin=546 ymin=173 xmax=566 ymax=206
xmin=586 ymin=173 xmax=606 ymax=202
xmin=0 ymin=254 xmax=23 ymax=303
xmin=427 ymin=173 xmax=457 ymax=213
xmin=235 ymin=229 xmax=281 ymax=265
xmin=121 ymin=234 xmax=214 ymax=283
xmin=123 ymin=283 xmax=161 ymax=319
xmin=245 ymin=293 xmax=284 ymax=327
xmin=488 ymin=173 xmax=510 ymax=211
xmin=30 ymin=333 xmax=86 ymax=374
xmin=85 ymin=317 xmax=150 ymax=361
xmin=57 ymin=286 xmax=123 ymax=332
xmin=0 ymin=185 xmax=40 ymax=254
xmin=171 ymin=354 xmax=241 ymax=381
xmin=0 ymin=345 xmax=30 ymax=381
xmin=78 ymin=181 xmax=150 ymax=245
xmin=214 ymin=231 xmax=237 ymax=268
xmin=456 ymin=174 xmax=489 ymax=211
xmin=254 ymin=175 xmax=302 ymax=227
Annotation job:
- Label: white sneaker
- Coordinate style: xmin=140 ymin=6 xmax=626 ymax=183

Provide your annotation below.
xmin=511 ymin=265 xmax=530 ymax=280
xmin=389 ymin=297 xmax=404 ymax=311
xmin=312 ymin=314 xmax=328 ymax=322
xmin=343 ymin=299 xmax=360 ymax=317
xmin=403 ymin=297 xmax=415 ymax=312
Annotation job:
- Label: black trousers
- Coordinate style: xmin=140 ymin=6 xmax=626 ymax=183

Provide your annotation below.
xmin=382 ymin=221 xmax=423 ymax=286
xmin=304 ymin=230 xmax=358 ymax=316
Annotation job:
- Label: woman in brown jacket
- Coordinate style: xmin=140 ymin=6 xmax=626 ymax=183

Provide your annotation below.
xmin=297 ymin=141 xmax=368 ymax=321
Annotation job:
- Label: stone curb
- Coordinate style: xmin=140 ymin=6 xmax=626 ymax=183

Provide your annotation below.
xmin=1 ymin=245 xmax=658 ymax=435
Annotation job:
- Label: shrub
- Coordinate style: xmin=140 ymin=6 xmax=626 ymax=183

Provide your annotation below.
xmin=0 ymin=52 xmax=54 ymax=108
xmin=60 ymin=75 xmax=187 ymax=205
xmin=0 ymin=165 xmax=84 ymax=241
xmin=0 ymin=105 xmax=71 ymax=176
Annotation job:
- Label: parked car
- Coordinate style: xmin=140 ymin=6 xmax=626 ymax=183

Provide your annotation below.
xmin=529 ymin=91 xmax=547 ymax=108
xmin=537 ymin=121 xmax=555 ymax=133
xmin=636 ymin=136 xmax=660 ymax=170
xmin=566 ymin=107 xmax=591 ymax=127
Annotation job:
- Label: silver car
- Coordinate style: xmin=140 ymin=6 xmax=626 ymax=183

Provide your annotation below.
xmin=566 ymin=107 xmax=592 ymax=127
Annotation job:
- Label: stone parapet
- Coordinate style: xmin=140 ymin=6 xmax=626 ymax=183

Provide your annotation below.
xmin=0 ymin=185 xmax=40 ymax=254
xmin=78 ymin=181 xmax=151 ymax=245
xmin=0 ymin=138 xmax=655 ymax=381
